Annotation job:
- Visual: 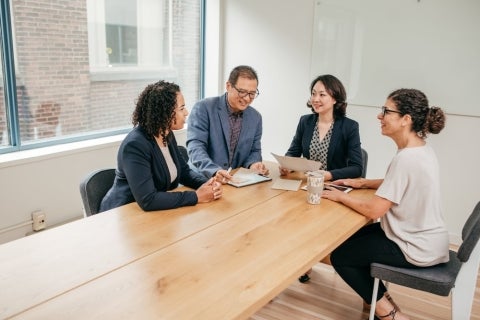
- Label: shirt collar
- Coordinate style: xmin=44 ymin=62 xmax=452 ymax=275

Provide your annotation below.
xmin=225 ymin=94 xmax=243 ymax=118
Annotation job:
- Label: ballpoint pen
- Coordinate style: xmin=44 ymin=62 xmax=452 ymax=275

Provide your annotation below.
xmin=223 ymin=167 xmax=232 ymax=183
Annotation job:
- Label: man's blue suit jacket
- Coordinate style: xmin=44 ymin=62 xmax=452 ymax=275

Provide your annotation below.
xmin=187 ymin=93 xmax=263 ymax=178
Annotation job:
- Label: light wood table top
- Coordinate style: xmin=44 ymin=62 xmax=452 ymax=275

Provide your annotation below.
xmin=0 ymin=162 xmax=286 ymax=319
xmin=12 ymin=183 xmax=373 ymax=319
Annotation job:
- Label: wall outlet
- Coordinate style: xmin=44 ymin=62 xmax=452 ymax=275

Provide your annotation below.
xmin=32 ymin=211 xmax=47 ymax=231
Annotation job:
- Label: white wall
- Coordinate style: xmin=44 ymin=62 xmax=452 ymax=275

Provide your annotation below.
xmin=213 ymin=0 xmax=480 ymax=243
xmin=0 ymin=0 xmax=478 ymax=245
xmin=0 ymin=130 xmax=187 ymax=245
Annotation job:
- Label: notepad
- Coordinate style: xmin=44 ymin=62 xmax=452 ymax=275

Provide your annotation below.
xmin=271 ymin=178 xmax=302 ymax=191
xmin=227 ymin=168 xmax=272 ymax=188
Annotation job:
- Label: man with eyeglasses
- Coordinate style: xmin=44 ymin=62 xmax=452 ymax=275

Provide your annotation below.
xmin=187 ymin=65 xmax=269 ymax=182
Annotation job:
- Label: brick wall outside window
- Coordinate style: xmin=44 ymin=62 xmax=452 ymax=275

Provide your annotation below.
xmin=0 ymin=0 xmax=200 ymax=145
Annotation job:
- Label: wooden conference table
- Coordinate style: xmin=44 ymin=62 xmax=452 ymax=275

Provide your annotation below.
xmin=0 ymin=162 xmax=373 ymax=319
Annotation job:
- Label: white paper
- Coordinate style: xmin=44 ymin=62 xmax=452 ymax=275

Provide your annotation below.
xmin=271 ymin=178 xmax=302 ymax=191
xmin=271 ymin=153 xmax=322 ymax=172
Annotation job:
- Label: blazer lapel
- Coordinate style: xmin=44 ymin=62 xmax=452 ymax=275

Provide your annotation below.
xmin=217 ymin=95 xmax=231 ymax=147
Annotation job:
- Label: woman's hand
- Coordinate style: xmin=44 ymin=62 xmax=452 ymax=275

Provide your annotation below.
xmin=279 ymin=166 xmax=290 ymax=176
xmin=196 ymin=178 xmax=223 ymax=203
xmin=331 ymin=178 xmax=366 ymax=189
xmin=321 ymin=184 xmax=347 ymax=202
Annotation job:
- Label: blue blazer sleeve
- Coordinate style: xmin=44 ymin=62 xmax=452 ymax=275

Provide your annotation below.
xmin=285 ymin=114 xmax=363 ymax=180
xmin=100 ymin=128 xmax=207 ymax=212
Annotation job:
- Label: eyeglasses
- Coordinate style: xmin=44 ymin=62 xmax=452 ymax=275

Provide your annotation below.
xmin=232 ymin=84 xmax=260 ymax=100
xmin=381 ymin=106 xmax=403 ymax=117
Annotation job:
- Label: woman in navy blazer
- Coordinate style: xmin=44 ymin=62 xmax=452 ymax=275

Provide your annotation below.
xmin=285 ymin=74 xmax=363 ymax=283
xmin=100 ymin=81 xmax=222 ymax=212
xmin=282 ymin=74 xmax=363 ymax=181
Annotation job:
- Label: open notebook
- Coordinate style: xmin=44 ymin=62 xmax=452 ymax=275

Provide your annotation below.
xmin=228 ymin=168 xmax=272 ymax=188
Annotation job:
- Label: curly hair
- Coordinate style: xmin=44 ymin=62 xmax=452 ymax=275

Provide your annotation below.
xmin=387 ymin=88 xmax=446 ymax=139
xmin=132 ymin=80 xmax=180 ymax=144
xmin=307 ymin=74 xmax=347 ymax=119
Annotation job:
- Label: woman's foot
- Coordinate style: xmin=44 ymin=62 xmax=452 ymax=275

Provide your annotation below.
xmin=298 ymin=268 xmax=313 ymax=283
xmin=364 ymin=292 xmax=401 ymax=312
xmin=374 ymin=296 xmax=409 ymax=320
xmin=384 ymin=292 xmax=400 ymax=312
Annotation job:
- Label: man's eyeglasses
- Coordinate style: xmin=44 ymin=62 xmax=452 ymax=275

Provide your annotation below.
xmin=232 ymin=84 xmax=260 ymax=100
xmin=381 ymin=106 xmax=403 ymax=117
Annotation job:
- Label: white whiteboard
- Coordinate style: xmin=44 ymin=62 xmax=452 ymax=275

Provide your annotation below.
xmin=311 ymin=0 xmax=480 ymax=117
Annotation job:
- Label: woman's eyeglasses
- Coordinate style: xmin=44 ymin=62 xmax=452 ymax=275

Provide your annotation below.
xmin=381 ymin=106 xmax=403 ymax=117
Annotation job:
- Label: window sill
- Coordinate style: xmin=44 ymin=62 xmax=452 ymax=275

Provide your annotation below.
xmin=0 ymin=134 xmax=127 ymax=169
xmin=90 ymin=67 xmax=177 ymax=82
xmin=0 ymin=127 xmax=187 ymax=169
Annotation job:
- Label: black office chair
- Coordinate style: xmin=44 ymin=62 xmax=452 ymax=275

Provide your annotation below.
xmin=361 ymin=148 xmax=368 ymax=178
xmin=79 ymin=168 xmax=116 ymax=217
xmin=368 ymin=201 xmax=480 ymax=320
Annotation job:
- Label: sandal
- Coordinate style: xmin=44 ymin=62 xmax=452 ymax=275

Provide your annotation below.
xmin=384 ymin=292 xmax=401 ymax=312
xmin=298 ymin=273 xmax=311 ymax=283
xmin=298 ymin=268 xmax=313 ymax=283
xmin=363 ymin=292 xmax=400 ymax=312
xmin=375 ymin=307 xmax=397 ymax=320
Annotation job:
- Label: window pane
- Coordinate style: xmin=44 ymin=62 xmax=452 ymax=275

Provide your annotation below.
xmin=6 ymin=0 xmax=200 ymax=146
xmin=105 ymin=0 xmax=138 ymax=66
xmin=0 ymin=40 xmax=6 ymax=146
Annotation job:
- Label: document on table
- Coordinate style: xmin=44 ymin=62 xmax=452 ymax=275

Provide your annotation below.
xmin=271 ymin=153 xmax=322 ymax=172
xmin=228 ymin=168 xmax=272 ymax=188
xmin=271 ymin=178 xmax=302 ymax=191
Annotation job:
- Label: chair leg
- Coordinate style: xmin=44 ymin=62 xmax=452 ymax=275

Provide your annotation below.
xmin=369 ymin=278 xmax=379 ymax=320
xmin=451 ymin=269 xmax=476 ymax=319
xmin=451 ymin=241 xmax=480 ymax=320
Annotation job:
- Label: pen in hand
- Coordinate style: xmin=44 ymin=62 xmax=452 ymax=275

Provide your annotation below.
xmin=223 ymin=167 xmax=232 ymax=183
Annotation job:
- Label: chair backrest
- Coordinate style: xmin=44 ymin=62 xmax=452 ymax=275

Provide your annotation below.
xmin=457 ymin=201 xmax=480 ymax=262
xmin=178 ymin=145 xmax=189 ymax=161
xmin=79 ymin=168 xmax=116 ymax=217
xmin=361 ymin=148 xmax=368 ymax=178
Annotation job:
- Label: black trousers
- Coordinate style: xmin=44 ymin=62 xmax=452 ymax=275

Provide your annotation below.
xmin=330 ymin=222 xmax=417 ymax=303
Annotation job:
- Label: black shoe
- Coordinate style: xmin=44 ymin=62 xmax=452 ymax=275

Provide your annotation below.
xmin=298 ymin=273 xmax=311 ymax=283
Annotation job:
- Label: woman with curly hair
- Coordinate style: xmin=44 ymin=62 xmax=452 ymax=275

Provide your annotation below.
xmin=100 ymin=80 xmax=222 ymax=212
xmin=322 ymin=88 xmax=448 ymax=320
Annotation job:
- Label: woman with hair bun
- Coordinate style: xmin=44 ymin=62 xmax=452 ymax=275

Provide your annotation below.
xmin=323 ymin=88 xmax=448 ymax=320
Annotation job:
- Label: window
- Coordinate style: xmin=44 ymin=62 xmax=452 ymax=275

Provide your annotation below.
xmin=0 ymin=0 xmax=202 ymax=153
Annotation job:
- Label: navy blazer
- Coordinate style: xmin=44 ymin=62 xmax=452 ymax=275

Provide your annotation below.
xmin=100 ymin=126 xmax=207 ymax=212
xmin=186 ymin=93 xmax=263 ymax=178
xmin=286 ymin=114 xmax=363 ymax=180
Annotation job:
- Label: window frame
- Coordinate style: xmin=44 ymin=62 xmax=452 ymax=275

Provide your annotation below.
xmin=0 ymin=0 xmax=205 ymax=155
